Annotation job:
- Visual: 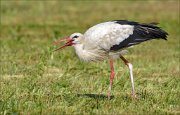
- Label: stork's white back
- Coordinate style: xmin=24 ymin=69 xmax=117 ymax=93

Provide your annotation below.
xmin=84 ymin=21 xmax=134 ymax=50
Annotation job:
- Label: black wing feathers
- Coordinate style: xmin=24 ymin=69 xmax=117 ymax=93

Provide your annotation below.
xmin=110 ymin=20 xmax=168 ymax=51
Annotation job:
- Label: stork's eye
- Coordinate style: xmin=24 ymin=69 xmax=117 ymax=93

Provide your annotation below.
xmin=73 ymin=35 xmax=78 ymax=39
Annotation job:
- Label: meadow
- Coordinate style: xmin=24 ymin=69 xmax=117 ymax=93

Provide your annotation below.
xmin=0 ymin=0 xmax=179 ymax=114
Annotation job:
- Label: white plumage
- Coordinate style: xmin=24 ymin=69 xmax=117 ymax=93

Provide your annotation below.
xmin=84 ymin=21 xmax=134 ymax=50
xmin=72 ymin=21 xmax=135 ymax=61
xmin=53 ymin=20 xmax=168 ymax=99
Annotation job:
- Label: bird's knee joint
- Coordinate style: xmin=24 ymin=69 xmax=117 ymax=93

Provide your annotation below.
xmin=110 ymin=72 xmax=115 ymax=78
xmin=112 ymin=72 xmax=115 ymax=76
xmin=127 ymin=63 xmax=133 ymax=70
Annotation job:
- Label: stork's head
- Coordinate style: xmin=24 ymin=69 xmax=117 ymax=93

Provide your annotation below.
xmin=70 ymin=33 xmax=83 ymax=44
xmin=52 ymin=33 xmax=83 ymax=51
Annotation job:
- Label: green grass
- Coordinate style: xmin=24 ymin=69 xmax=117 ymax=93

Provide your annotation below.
xmin=0 ymin=0 xmax=179 ymax=114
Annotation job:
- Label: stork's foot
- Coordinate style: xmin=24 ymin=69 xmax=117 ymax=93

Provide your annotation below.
xmin=107 ymin=88 xmax=111 ymax=100
xmin=107 ymin=88 xmax=115 ymax=100
xmin=107 ymin=93 xmax=113 ymax=100
xmin=108 ymin=94 xmax=111 ymax=100
xmin=131 ymin=93 xmax=138 ymax=99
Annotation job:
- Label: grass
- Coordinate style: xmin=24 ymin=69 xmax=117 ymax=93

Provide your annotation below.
xmin=0 ymin=0 xmax=179 ymax=114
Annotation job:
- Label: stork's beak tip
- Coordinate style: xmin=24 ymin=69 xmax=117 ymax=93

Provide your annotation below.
xmin=50 ymin=38 xmax=67 ymax=46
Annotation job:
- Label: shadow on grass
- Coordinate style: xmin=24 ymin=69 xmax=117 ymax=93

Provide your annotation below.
xmin=77 ymin=93 xmax=114 ymax=100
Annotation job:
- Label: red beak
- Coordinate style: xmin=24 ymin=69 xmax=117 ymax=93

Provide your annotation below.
xmin=52 ymin=37 xmax=73 ymax=51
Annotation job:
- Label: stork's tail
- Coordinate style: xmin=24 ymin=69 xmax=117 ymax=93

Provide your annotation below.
xmin=137 ymin=23 xmax=168 ymax=40
xmin=114 ymin=20 xmax=168 ymax=40
xmin=110 ymin=21 xmax=169 ymax=51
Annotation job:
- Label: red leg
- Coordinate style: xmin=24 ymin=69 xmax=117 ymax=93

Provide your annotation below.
xmin=108 ymin=58 xmax=115 ymax=99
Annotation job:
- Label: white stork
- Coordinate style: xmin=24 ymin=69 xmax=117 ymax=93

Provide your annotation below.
xmin=53 ymin=20 xmax=168 ymax=99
